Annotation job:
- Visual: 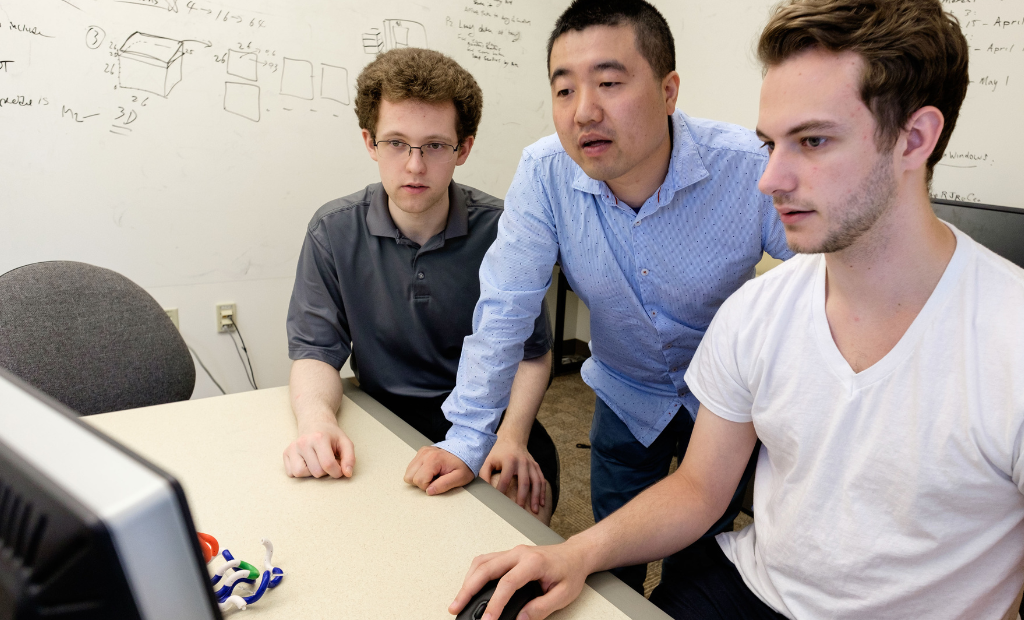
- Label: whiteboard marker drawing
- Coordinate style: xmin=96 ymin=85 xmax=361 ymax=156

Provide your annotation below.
xmin=118 ymin=32 xmax=185 ymax=98
xmin=320 ymin=64 xmax=349 ymax=105
xmin=362 ymin=20 xmax=428 ymax=55
xmin=224 ymin=82 xmax=260 ymax=122
xmin=383 ymin=19 xmax=427 ymax=50
xmin=85 ymin=26 xmax=106 ymax=49
xmin=227 ymin=49 xmax=258 ymax=82
xmin=280 ymin=58 xmax=313 ymax=100
xmin=362 ymin=29 xmax=384 ymax=55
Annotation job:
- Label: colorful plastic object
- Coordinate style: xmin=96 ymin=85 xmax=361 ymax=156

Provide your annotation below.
xmin=197 ymin=532 xmax=219 ymax=564
xmin=210 ymin=537 xmax=285 ymax=613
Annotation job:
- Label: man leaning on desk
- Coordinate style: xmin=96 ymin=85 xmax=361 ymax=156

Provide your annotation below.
xmin=282 ymin=48 xmax=560 ymax=524
xmin=452 ymin=0 xmax=1024 ymax=619
xmin=404 ymin=0 xmax=792 ymax=595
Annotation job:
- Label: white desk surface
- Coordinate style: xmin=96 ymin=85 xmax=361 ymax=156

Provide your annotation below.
xmin=85 ymin=381 xmax=669 ymax=620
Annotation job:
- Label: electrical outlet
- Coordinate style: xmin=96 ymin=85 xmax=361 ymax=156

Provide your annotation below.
xmin=165 ymin=308 xmax=179 ymax=330
xmin=217 ymin=303 xmax=237 ymax=332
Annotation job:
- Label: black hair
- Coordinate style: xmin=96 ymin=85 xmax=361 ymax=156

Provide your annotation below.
xmin=546 ymin=0 xmax=675 ymax=78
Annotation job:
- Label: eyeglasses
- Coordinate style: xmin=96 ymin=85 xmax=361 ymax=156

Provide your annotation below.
xmin=373 ymin=139 xmax=460 ymax=164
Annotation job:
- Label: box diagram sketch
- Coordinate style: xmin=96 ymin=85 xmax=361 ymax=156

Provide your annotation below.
xmin=362 ymin=29 xmax=383 ymax=55
xmin=224 ymin=82 xmax=260 ymax=122
xmin=383 ymin=19 xmax=426 ymax=50
xmin=280 ymin=58 xmax=313 ymax=100
xmin=118 ymin=32 xmax=184 ymax=97
xmin=362 ymin=20 xmax=427 ymax=55
xmin=227 ymin=49 xmax=257 ymax=81
xmin=321 ymin=64 xmax=349 ymax=105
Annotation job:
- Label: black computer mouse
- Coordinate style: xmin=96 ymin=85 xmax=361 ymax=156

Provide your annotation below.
xmin=456 ymin=579 xmax=544 ymax=620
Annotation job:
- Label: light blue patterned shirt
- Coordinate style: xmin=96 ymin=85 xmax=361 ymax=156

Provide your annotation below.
xmin=437 ymin=109 xmax=793 ymax=474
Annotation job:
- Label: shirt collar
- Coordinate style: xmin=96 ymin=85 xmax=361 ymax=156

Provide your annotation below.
xmin=365 ymin=181 xmax=469 ymax=243
xmin=571 ymin=109 xmax=710 ymax=207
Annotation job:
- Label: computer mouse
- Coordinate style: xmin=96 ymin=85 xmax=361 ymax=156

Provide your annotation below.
xmin=456 ymin=579 xmax=544 ymax=620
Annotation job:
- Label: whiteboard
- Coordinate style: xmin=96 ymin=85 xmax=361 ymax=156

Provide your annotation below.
xmin=1 ymin=0 xmax=1019 ymax=393
xmin=0 ymin=0 xmax=568 ymax=288
xmin=670 ymin=0 xmax=1024 ymax=211
xmin=3 ymin=0 xmax=1017 ymax=290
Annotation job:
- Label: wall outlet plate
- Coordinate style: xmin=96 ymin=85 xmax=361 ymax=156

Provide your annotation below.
xmin=165 ymin=308 xmax=179 ymax=330
xmin=217 ymin=303 xmax=236 ymax=332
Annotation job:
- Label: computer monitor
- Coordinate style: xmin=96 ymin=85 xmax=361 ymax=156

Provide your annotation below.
xmin=0 ymin=368 xmax=221 ymax=620
xmin=932 ymin=199 xmax=1024 ymax=269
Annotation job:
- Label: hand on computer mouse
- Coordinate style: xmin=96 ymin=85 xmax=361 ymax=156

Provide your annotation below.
xmin=448 ymin=542 xmax=590 ymax=620
xmin=455 ymin=579 xmax=543 ymax=620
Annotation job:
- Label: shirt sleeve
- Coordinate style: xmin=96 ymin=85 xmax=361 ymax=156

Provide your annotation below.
xmin=286 ymin=227 xmax=352 ymax=370
xmin=683 ymin=286 xmax=755 ymax=424
xmin=523 ymin=298 xmax=553 ymax=360
xmin=760 ymin=192 xmax=794 ymax=261
xmin=435 ymin=154 xmax=560 ymax=473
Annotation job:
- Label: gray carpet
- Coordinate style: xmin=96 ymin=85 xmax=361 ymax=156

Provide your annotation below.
xmin=537 ymin=372 xmax=753 ymax=598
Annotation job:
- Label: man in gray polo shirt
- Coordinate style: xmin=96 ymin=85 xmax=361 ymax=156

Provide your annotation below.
xmin=282 ymin=48 xmax=559 ymax=522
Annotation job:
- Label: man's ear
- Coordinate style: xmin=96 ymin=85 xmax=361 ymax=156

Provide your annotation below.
xmin=455 ymin=135 xmax=475 ymax=166
xmin=899 ymin=106 xmax=944 ymax=174
xmin=362 ymin=128 xmax=379 ymax=162
xmin=662 ymin=70 xmax=680 ymax=115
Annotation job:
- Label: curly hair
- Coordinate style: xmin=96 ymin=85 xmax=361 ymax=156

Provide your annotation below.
xmin=758 ymin=0 xmax=969 ymax=181
xmin=355 ymin=48 xmax=483 ymax=144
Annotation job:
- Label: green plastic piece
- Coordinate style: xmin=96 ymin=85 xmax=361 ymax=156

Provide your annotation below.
xmin=238 ymin=561 xmax=259 ymax=580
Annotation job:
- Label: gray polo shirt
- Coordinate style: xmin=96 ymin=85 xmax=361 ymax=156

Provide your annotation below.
xmin=287 ymin=181 xmax=552 ymax=400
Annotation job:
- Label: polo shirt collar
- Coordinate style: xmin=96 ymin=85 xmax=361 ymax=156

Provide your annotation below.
xmin=365 ymin=181 xmax=469 ymax=244
xmin=571 ymin=110 xmax=710 ymax=207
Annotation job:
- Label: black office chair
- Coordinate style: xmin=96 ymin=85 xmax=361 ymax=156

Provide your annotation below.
xmin=0 ymin=261 xmax=195 ymax=415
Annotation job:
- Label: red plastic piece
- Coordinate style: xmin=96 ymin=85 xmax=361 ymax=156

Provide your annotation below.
xmin=197 ymin=532 xmax=219 ymax=563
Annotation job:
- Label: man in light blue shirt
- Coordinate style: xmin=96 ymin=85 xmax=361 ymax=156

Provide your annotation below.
xmin=405 ymin=0 xmax=791 ymax=593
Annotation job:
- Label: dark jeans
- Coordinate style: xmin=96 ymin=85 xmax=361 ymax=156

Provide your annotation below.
xmin=369 ymin=390 xmax=560 ymax=511
xmin=650 ymin=538 xmax=786 ymax=619
xmin=590 ymin=397 xmax=756 ymax=594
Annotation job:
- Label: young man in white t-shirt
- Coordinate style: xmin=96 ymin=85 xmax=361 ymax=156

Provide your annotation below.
xmin=448 ymin=1 xmax=1024 ymax=619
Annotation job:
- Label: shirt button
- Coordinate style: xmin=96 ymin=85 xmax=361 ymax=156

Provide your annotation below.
xmin=634 ymin=221 xmax=640 ymax=227
xmin=678 ymin=389 xmax=686 ymax=396
xmin=651 ymin=310 xmax=657 ymax=317
xmin=664 ymin=344 xmax=672 ymax=349
xmin=671 ymin=367 xmax=678 ymax=373
xmin=641 ymin=269 xmax=649 ymax=276
xmin=417 ymin=272 xmax=425 ymax=280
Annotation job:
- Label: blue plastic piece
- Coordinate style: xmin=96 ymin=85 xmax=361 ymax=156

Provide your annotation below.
xmin=242 ymin=570 xmax=272 ymax=604
xmin=215 ymin=577 xmax=255 ymax=602
xmin=269 ymin=567 xmax=284 ymax=588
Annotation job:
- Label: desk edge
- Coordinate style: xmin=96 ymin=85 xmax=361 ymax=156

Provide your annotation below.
xmin=342 ymin=380 xmax=671 ymax=620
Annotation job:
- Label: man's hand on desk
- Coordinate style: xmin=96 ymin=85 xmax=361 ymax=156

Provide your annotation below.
xmin=449 ymin=541 xmax=590 ymax=620
xmin=480 ymin=436 xmax=546 ymax=515
xmin=404 ymin=446 xmax=474 ymax=495
xmin=282 ymin=420 xmax=355 ymax=478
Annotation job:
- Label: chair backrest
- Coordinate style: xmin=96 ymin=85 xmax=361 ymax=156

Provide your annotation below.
xmin=0 ymin=261 xmax=195 ymax=415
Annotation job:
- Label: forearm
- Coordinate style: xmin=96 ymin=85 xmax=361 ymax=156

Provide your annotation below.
xmin=570 ymin=407 xmax=758 ymax=574
xmin=289 ymin=358 xmax=344 ymax=431
xmin=498 ymin=351 xmax=552 ymax=443
xmin=568 ymin=467 xmax=725 ymax=573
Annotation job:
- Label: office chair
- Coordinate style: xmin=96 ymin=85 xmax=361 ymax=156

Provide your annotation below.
xmin=0 ymin=261 xmax=195 ymax=415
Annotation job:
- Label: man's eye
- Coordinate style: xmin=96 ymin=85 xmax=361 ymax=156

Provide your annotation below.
xmin=556 ymin=88 xmax=572 ymax=97
xmin=387 ymin=140 xmax=406 ymax=149
xmin=803 ymin=137 xmax=826 ymax=148
xmin=424 ymin=143 xmax=445 ymax=151
xmin=760 ymin=141 xmax=774 ymax=153
xmin=599 ymin=81 xmax=618 ymax=88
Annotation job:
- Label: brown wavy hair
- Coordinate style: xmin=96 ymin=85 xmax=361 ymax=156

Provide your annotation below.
xmin=758 ymin=0 xmax=969 ymax=181
xmin=355 ymin=48 xmax=483 ymax=144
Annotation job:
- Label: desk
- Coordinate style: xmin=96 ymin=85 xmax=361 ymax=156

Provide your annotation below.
xmin=86 ymin=381 xmax=670 ymax=619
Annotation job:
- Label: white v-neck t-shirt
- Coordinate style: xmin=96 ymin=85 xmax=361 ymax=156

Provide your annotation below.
xmin=685 ymin=224 xmax=1024 ymax=619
